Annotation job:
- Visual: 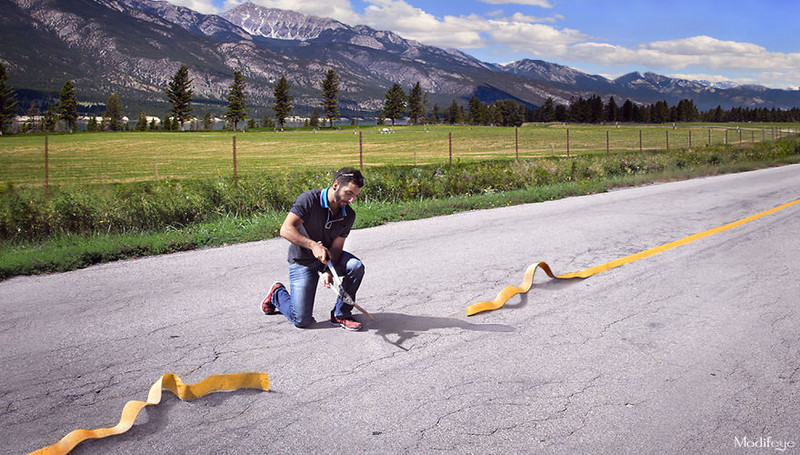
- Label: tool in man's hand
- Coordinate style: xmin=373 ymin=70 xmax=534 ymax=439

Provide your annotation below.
xmin=321 ymin=261 xmax=376 ymax=320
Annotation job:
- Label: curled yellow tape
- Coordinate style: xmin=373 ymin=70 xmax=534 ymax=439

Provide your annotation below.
xmin=30 ymin=372 xmax=270 ymax=455
xmin=466 ymin=262 xmax=560 ymax=316
xmin=467 ymin=198 xmax=800 ymax=316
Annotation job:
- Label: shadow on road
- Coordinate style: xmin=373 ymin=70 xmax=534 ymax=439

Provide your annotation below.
xmin=68 ymin=389 xmax=268 ymax=454
xmin=366 ymin=312 xmax=514 ymax=351
xmin=476 ymin=277 xmax=583 ymax=313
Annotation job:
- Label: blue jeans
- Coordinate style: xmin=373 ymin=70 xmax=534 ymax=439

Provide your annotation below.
xmin=272 ymin=251 xmax=365 ymax=328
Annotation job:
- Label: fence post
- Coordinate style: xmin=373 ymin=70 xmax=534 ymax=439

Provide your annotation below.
xmin=232 ymin=135 xmax=238 ymax=183
xmin=725 ymin=129 xmax=728 ymax=145
xmin=639 ymin=130 xmax=642 ymax=152
xmin=44 ymin=135 xmax=50 ymax=198
xmin=666 ymin=130 xmax=669 ymax=150
xmin=688 ymin=129 xmax=692 ymax=148
xmin=708 ymin=128 xmax=711 ymax=146
xmin=359 ymin=131 xmax=363 ymax=169
xmin=566 ymin=128 xmax=570 ymax=158
xmin=449 ymin=131 xmax=453 ymax=166
xmin=606 ymin=130 xmax=609 ymax=156
xmin=515 ymin=126 xmax=519 ymax=161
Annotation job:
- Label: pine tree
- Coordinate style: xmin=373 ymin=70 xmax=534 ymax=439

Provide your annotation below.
xmin=430 ymin=103 xmax=440 ymax=124
xmin=589 ymin=95 xmax=605 ymax=123
xmin=620 ymin=99 xmax=634 ymax=122
xmin=43 ymin=105 xmax=59 ymax=132
xmin=490 ymin=103 xmax=503 ymax=126
xmin=272 ymin=76 xmax=293 ymax=129
xmin=58 ymin=80 xmax=78 ymax=133
xmin=554 ymin=104 xmax=569 ymax=122
xmin=103 ymin=93 xmax=123 ymax=131
xmin=382 ymin=83 xmax=406 ymax=126
xmin=225 ymin=70 xmax=247 ymax=131
xmin=444 ymin=100 xmax=461 ymax=124
xmin=310 ymin=107 xmax=320 ymax=127
xmin=166 ymin=65 xmax=193 ymax=131
xmin=87 ymin=116 xmax=99 ymax=132
xmin=676 ymin=99 xmax=698 ymax=122
xmin=537 ymin=97 xmax=556 ymax=122
xmin=650 ymin=100 xmax=669 ymax=123
xmin=202 ymin=112 xmax=213 ymax=130
xmin=135 ymin=112 xmax=148 ymax=131
xmin=320 ymin=69 xmax=340 ymax=128
xmin=407 ymin=82 xmax=425 ymax=125
xmin=496 ymin=99 xmax=524 ymax=127
xmin=468 ymin=96 xmax=484 ymax=125
xmin=261 ymin=113 xmax=275 ymax=129
xmin=606 ymin=96 xmax=619 ymax=123
xmin=0 ymin=63 xmax=19 ymax=134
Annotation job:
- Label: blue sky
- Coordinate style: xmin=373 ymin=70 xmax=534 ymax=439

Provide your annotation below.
xmin=169 ymin=0 xmax=800 ymax=89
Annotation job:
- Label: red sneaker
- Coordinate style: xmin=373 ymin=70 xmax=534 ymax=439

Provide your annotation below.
xmin=261 ymin=282 xmax=283 ymax=315
xmin=330 ymin=314 xmax=362 ymax=331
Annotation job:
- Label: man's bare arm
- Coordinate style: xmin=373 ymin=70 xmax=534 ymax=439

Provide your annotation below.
xmin=279 ymin=212 xmax=330 ymax=263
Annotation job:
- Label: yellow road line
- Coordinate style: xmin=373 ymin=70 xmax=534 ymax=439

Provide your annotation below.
xmin=466 ymin=198 xmax=800 ymax=316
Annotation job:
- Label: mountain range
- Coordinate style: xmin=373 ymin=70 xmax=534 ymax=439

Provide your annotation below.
xmin=2 ymin=0 xmax=799 ymax=117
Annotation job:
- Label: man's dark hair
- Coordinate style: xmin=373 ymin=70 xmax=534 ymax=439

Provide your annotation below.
xmin=335 ymin=167 xmax=365 ymax=188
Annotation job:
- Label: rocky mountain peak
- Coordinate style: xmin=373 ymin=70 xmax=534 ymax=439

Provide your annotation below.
xmin=220 ymin=2 xmax=347 ymax=41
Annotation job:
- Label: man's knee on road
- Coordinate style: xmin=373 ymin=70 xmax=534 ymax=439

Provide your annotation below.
xmin=293 ymin=316 xmax=315 ymax=329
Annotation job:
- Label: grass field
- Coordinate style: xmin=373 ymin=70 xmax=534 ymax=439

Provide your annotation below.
xmin=2 ymin=123 xmax=797 ymax=186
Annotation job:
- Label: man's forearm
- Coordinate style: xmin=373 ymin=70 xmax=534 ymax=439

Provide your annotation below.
xmin=279 ymin=223 xmax=316 ymax=250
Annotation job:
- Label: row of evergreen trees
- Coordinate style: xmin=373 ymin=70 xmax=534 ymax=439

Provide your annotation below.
xmin=530 ymin=95 xmax=800 ymax=124
xmin=2 ymin=61 xmax=799 ymax=135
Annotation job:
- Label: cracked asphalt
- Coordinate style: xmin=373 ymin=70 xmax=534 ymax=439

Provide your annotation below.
xmin=2 ymin=164 xmax=799 ymax=454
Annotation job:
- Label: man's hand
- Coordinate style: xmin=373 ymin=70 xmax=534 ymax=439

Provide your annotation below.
xmin=321 ymin=271 xmax=333 ymax=288
xmin=311 ymin=241 xmax=330 ymax=264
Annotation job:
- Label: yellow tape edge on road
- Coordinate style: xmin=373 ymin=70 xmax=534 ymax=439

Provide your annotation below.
xmin=466 ymin=198 xmax=800 ymax=316
xmin=30 ymin=372 xmax=270 ymax=455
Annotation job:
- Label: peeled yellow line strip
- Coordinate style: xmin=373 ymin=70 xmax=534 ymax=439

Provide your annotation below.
xmin=467 ymin=198 xmax=800 ymax=316
xmin=30 ymin=372 xmax=270 ymax=455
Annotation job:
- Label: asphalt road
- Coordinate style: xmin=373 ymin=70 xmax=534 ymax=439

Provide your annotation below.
xmin=2 ymin=164 xmax=799 ymax=454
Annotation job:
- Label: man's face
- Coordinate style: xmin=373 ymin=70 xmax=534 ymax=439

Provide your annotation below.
xmin=332 ymin=181 xmax=362 ymax=209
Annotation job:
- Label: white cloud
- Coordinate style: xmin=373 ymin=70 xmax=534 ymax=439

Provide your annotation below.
xmin=487 ymin=20 xmax=587 ymax=52
xmin=542 ymin=36 xmax=800 ymax=89
xmin=561 ymin=36 xmax=800 ymax=76
xmin=645 ymin=35 xmax=765 ymax=56
xmin=507 ymin=12 xmax=562 ymax=23
xmin=352 ymin=0 xmax=581 ymax=50
xmin=357 ymin=1 xmax=487 ymax=48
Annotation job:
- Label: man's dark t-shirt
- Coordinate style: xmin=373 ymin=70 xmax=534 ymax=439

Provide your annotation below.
xmin=287 ymin=187 xmax=355 ymax=265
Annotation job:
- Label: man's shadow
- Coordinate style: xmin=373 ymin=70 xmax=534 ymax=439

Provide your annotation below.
xmin=363 ymin=311 xmax=515 ymax=351
xmin=363 ymin=277 xmax=582 ymax=350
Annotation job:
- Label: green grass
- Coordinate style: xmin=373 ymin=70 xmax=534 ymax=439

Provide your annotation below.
xmin=3 ymin=123 xmax=798 ymax=186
